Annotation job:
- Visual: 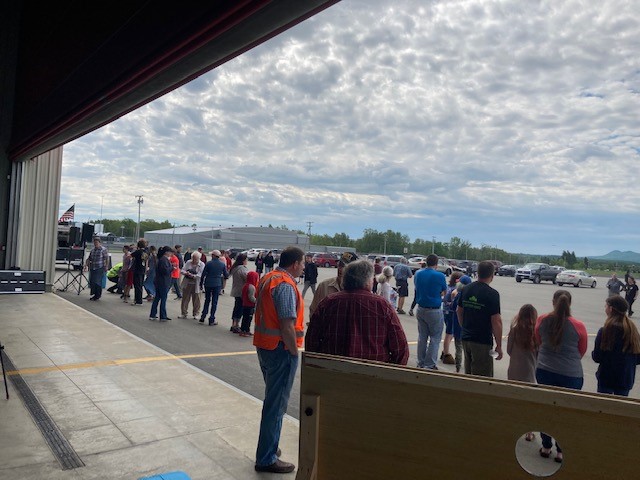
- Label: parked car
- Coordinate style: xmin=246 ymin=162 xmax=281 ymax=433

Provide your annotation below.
xmin=556 ymin=270 xmax=597 ymax=288
xmin=245 ymin=248 xmax=268 ymax=261
xmin=365 ymin=254 xmax=404 ymax=268
xmin=497 ymin=265 xmax=517 ymax=276
xmin=515 ymin=263 xmax=561 ymax=284
xmin=226 ymin=248 xmax=245 ymax=259
xmin=313 ymin=253 xmax=339 ymax=268
xmin=436 ymin=258 xmax=453 ymax=276
xmin=408 ymin=256 xmax=426 ymax=272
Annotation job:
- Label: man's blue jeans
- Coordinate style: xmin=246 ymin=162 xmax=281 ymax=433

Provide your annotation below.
xmin=416 ymin=306 xmax=444 ymax=369
xmin=255 ymin=342 xmax=298 ymax=467
xmin=201 ymin=286 xmax=221 ymax=322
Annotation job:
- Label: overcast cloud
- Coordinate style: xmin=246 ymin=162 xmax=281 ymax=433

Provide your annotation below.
xmin=60 ymin=0 xmax=640 ymax=256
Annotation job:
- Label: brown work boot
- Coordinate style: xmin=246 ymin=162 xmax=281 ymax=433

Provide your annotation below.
xmin=255 ymin=459 xmax=295 ymax=474
xmin=442 ymin=353 xmax=455 ymax=365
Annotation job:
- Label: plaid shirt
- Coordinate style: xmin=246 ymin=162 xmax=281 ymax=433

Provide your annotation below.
xmin=306 ymin=289 xmax=409 ymax=365
xmin=88 ymin=245 xmax=109 ymax=270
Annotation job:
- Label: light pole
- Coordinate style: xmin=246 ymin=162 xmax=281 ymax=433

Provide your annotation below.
xmin=432 ymin=236 xmax=435 ymax=255
xmin=135 ymin=195 xmax=143 ymax=240
xmin=120 ymin=225 xmax=124 ymax=239
xmin=383 ymin=234 xmax=388 ymax=254
xmin=100 ymin=195 xmax=104 ymax=225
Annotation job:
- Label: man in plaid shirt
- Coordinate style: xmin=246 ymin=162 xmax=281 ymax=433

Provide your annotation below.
xmin=305 ymin=259 xmax=409 ymax=365
xmin=84 ymin=236 xmax=110 ymax=301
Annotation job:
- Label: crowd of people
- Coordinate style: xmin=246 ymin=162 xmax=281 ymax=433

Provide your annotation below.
xmin=83 ymin=239 xmax=640 ymax=474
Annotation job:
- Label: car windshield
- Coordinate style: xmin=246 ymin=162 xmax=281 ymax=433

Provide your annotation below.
xmin=522 ymin=263 xmax=541 ymax=269
xmin=563 ymin=270 xmax=580 ymax=274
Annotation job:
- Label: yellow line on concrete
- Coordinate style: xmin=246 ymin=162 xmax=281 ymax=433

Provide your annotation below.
xmin=8 ymin=334 xmax=599 ymax=376
xmin=7 ymin=350 xmax=257 ymax=377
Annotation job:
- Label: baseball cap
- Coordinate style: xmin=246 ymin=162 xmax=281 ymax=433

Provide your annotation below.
xmin=211 ymin=249 xmax=221 ymax=257
xmin=338 ymin=252 xmax=358 ymax=266
xmin=459 ymin=275 xmax=472 ymax=285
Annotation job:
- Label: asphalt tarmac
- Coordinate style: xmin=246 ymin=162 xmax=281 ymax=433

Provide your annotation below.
xmin=53 ymin=264 xmax=639 ymax=422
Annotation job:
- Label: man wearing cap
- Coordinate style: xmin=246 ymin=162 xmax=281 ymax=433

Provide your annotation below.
xmin=309 ymin=251 xmax=359 ymax=316
xmin=413 ymin=254 xmax=447 ymax=370
xmin=253 ymin=246 xmax=305 ymax=474
xmin=199 ymin=250 xmax=229 ymax=325
xmin=306 ymin=259 xmax=409 ymax=365
xmin=456 ymin=261 xmax=503 ymax=377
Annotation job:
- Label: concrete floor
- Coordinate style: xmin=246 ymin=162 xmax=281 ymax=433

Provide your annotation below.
xmin=0 ymin=293 xmax=299 ymax=479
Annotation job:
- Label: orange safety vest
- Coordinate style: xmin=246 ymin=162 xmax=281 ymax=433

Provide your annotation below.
xmin=253 ymin=269 xmax=304 ymax=350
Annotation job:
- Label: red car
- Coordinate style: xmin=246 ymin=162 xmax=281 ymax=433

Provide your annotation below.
xmin=312 ymin=253 xmax=338 ymax=268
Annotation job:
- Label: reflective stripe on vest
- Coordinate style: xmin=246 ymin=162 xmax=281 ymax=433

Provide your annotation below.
xmin=253 ymin=270 xmax=305 ymax=350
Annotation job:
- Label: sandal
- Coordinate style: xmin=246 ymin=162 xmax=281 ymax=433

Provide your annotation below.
xmin=525 ymin=432 xmax=535 ymax=442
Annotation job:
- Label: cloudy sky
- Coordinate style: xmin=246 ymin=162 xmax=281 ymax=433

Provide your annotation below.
xmin=60 ymin=0 xmax=640 ymax=257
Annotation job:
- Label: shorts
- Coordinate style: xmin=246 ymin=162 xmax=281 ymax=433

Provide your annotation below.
xmin=396 ymin=279 xmax=408 ymax=297
xmin=444 ymin=311 xmax=454 ymax=335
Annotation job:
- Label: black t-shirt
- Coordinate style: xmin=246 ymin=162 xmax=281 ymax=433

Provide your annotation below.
xmin=130 ymin=248 xmax=148 ymax=275
xmin=459 ymin=281 xmax=500 ymax=345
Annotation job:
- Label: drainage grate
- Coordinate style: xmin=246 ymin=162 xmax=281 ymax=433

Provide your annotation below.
xmin=3 ymin=351 xmax=84 ymax=470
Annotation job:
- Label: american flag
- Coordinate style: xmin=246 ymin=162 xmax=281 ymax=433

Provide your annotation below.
xmin=58 ymin=204 xmax=75 ymax=223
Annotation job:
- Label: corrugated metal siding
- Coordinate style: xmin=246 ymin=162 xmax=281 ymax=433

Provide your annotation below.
xmin=8 ymin=148 xmax=62 ymax=289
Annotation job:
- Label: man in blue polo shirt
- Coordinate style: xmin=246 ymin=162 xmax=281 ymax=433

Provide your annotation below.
xmin=413 ymin=254 xmax=447 ymax=369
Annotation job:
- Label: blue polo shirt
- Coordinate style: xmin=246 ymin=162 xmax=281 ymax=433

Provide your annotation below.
xmin=414 ymin=268 xmax=447 ymax=308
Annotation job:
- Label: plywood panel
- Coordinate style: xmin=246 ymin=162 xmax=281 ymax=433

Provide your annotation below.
xmin=298 ymin=353 xmax=640 ymax=480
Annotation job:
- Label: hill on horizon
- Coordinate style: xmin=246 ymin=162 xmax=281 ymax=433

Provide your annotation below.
xmin=588 ymin=250 xmax=640 ymax=263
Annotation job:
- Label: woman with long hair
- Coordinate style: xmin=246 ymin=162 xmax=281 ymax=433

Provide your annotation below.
xmin=592 ymin=295 xmax=640 ymax=396
xmin=507 ymin=304 xmax=539 ymax=383
xmin=441 ymin=271 xmax=463 ymax=365
xmin=229 ymin=253 xmax=249 ymax=333
xmin=535 ymin=290 xmax=588 ymax=463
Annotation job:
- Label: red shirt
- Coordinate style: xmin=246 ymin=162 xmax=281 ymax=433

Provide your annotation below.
xmin=170 ymin=254 xmax=180 ymax=279
xmin=305 ymin=289 xmax=409 ymax=365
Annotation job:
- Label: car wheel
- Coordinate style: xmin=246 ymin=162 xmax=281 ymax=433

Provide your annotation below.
xmin=552 ymin=278 xmax=556 ymax=284
xmin=446 ymin=268 xmax=452 ymax=276
xmin=557 ymin=283 xmax=563 ymax=286
xmin=516 ymin=277 xmax=522 ymax=282
xmin=324 ymin=262 xmax=330 ymax=268
xmin=533 ymin=276 xmax=540 ymax=284
xmin=575 ymin=280 xmax=581 ymax=288
xmin=591 ymin=281 xmax=596 ymax=288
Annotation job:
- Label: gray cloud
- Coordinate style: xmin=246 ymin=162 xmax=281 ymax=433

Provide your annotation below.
xmin=60 ymin=0 xmax=640 ymax=256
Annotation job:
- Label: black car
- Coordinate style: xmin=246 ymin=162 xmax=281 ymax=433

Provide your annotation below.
xmin=226 ymin=248 xmax=245 ymax=259
xmin=497 ymin=264 xmax=517 ymax=276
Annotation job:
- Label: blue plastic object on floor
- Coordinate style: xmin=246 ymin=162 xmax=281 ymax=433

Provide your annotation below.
xmin=138 ymin=472 xmax=191 ymax=480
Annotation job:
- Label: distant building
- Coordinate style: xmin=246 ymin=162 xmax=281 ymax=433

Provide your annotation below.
xmin=144 ymin=226 xmax=308 ymax=252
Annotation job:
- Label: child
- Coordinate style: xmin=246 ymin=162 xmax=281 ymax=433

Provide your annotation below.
xmin=239 ymin=271 xmax=260 ymax=337
xmin=592 ymin=295 xmax=640 ymax=396
xmin=507 ymin=303 xmax=539 ymax=442
xmin=451 ymin=275 xmax=472 ymax=372
xmin=507 ymin=304 xmax=539 ymax=384
xmin=376 ymin=266 xmax=398 ymax=309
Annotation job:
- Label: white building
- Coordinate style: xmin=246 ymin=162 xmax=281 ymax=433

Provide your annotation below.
xmin=144 ymin=226 xmax=308 ymax=253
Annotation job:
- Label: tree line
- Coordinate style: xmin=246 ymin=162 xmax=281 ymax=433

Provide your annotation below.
xmin=90 ymin=219 xmax=637 ymax=272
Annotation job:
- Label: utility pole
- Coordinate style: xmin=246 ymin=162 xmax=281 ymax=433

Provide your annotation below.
xmin=306 ymin=221 xmax=313 ymax=252
xmin=432 ymin=236 xmax=435 ymax=255
xmin=135 ymin=195 xmax=143 ymax=240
